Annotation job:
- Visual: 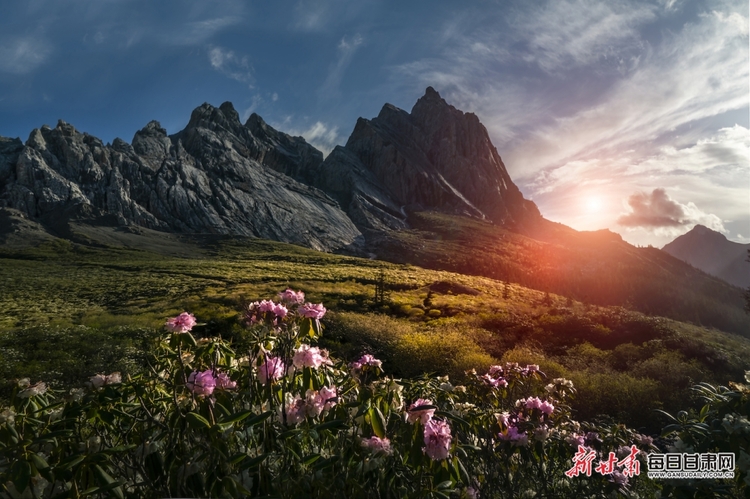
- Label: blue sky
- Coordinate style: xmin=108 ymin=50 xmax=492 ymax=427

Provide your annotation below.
xmin=0 ymin=0 xmax=747 ymax=247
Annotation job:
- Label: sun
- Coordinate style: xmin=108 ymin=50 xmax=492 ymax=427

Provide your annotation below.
xmin=585 ymin=196 xmax=602 ymax=213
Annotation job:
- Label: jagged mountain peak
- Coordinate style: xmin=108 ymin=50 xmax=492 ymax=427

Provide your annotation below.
xmin=184 ymin=101 xmax=245 ymax=137
xmin=327 ymin=87 xmax=540 ymax=229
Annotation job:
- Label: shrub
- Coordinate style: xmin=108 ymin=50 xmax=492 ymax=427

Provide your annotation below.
xmin=0 ymin=291 xmax=660 ymax=498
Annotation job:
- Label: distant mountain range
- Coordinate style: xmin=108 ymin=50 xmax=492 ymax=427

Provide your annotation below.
xmin=663 ymin=225 xmax=750 ymax=288
xmin=0 ymin=87 xmax=539 ymax=253
xmin=1 ymin=88 xmax=748 ymax=335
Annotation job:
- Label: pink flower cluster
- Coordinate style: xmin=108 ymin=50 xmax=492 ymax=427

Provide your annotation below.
xmin=361 ymin=436 xmax=392 ymax=454
xmin=305 ymin=386 xmax=338 ymax=416
xmin=186 ymin=370 xmax=236 ymax=396
xmin=165 ymin=312 xmax=197 ymax=333
xmin=245 ymin=300 xmax=288 ymax=325
xmin=298 ymin=302 xmax=327 ymax=319
xmin=293 ymin=345 xmax=331 ymax=369
xmin=350 ymin=354 xmax=382 ymax=372
xmin=519 ymin=396 xmax=555 ymax=416
xmin=283 ymin=394 xmax=308 ymax=425
xmin=406 ymin=398 xmax=436 ymax=425
xmin=423 ymin=419 xmax=452 ymax=460
xmin=89 ymin=372 xmax=122 ymax=389
xmin=187 ymin=370 xmax=216 ymax=396
xmin=215 ymin=372 xmax=237 ymax=390
xmin=278 ymin=288 xmax=305 ymax=304
xmin=498 ymin=425 xmax=529 ymax=447
xmin=281 ymin=386 xmax=338 ymax=425
xmin=259 ymin=356 xmax=285 ymax=385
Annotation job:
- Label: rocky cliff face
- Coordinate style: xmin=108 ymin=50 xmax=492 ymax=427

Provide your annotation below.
xmin=317 ymin=87 xmax=540 ymax=230
xmin=0 ymin=88 xmax=541 ymax=252
xmin=0 ymin=102 xmax=363 ymax=253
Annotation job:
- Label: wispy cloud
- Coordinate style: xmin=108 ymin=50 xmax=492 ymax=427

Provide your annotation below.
xmin=318 ymin=34 xmax=364 ymax=100
xmin=517 ymin=0 xmax=657 ymax=72
xmin=509 ymin=5 xmax=749 ymax=178
xmin=165 ymin=16 xmax=242 ymax=46
xmin=0 ymin=37 xmax=51 ymax=74
xmin=209 ymin=46 xmax=254 ymax=85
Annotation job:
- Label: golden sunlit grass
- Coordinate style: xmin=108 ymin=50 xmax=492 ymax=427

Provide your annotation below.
xmin=1 ymin=235 xmax=750 ymax=430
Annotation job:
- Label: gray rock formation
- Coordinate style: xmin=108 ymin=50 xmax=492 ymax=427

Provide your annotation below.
xmin=0 ymin=102 xmax=363 ymax=253
xmin=0 ymin=88 xmax=542 ymax=252
xmin=317 ymin=87 xmax=540 ymax=229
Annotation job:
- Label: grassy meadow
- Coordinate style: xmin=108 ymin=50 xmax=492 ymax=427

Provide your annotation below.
xmin=1 ymin=234 xmax=749 ymax=434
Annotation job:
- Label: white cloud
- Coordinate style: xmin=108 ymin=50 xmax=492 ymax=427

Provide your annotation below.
xmin=319 ymin=34 xmax=364 ymax=100
xmin=518 ymin=0 xmax=657 ymax=72
xmin=506 ymin=5 xmax=749 ymax=177
xmin=617 ymin=188 xmax=726 ymax=235
xmin=0 ymin=37 xmax=51 ymax=74
xmin=281 ymin=120 xmax=340 ymax=157
xmin=208 ymin=46 xmax=253 ymax=84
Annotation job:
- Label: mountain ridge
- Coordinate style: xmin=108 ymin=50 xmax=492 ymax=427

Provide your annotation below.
xmin=662 ymin=224 xmax=750 ymax=288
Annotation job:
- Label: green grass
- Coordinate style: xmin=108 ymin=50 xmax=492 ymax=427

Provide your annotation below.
xmin=2 ymin=235 xmax=750 ymax=432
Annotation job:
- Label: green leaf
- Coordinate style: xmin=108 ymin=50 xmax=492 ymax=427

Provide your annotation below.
xmin=315 ymin=419 xmax=348 ymax=432
xmin=436 ymin=480 xmax=453 ymax=490
xmin=186 ymin=412 xmax=211 ymax=430
xmin=182 ymin=332 xmax=198 ymax=347
xmin=29 ymin=453 xmax=49 ymax=471
xmin=92 ymin=465 xmax=124 ymax=499
xmin=435 ymin=411 xmax=470 ymax=427
xmin=300 ymin=319 xmax=312 ymax=338
xmin=56 ymin=454 xmax=86 ymax=471
xmin=369 ymin=407 xmax=387 ymax=439
xmin=302 ymin=454 xmax=321 ymax=465
xmin=11 ymin=460 xmax=31 ymax=493
xmin=239 ymin=454 xmax=268 ymax=471
xmin=220 ymin=409 xmax=254 ymax=425
xmin=246 ymin=411 xmax=273 ymax=427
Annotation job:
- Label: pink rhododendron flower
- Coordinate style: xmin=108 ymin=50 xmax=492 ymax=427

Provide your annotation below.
xmin=272 ymin=303 xmax=288 ymax=318
xmin=293 ymin=345 xmax=330 ymax=369
xmin=298 ymin=302 xmax=327 ymax=319
xmin=258 ymin=356 xmax=285 ymax=385
xmin=407 ymin=398 xmax=435 ymax=424
xmin=215 ymin=372 xmax=236 ymax=390
xmin=488 ymin=365 xmax=504 ymax=377
xmin=281 ymin=393 xmax=307 ymax=425
xmin=480 ymin=373 xmax=507 ymax=388
xmin=499 ymin=425 xmax=528 ymax=446
xmin=423 ymin=419 xmax=452 ymax=460
xmin=89 ymin=374 xmax=107 ymax=389
xmin=18 ymin=381 xmax=47 ymax=398
xmin=526 ymin=364 xmax=540 ymax=372
xmin=303 ymin=386 xmax=337 ymax=417
xmin=566 ymin=433 xmax=586 ymax=447
xmin=524 ymin=397 xmax=543 ymax=411
xmin=466 ymin=486 xmax=479 ymax=499
xmin=278 ymin=288 xmax=305 ymax=304
xmin=350 ymin=354 xmax=382 ymax=371
xmin=539 ymin=400 xmax=554 ymax=415
xmin=165 ymin=312 xmax=197 ymax=333
xmin=258 ymin=300 xmax=275 ymax=313
xmin=105 ymin=372 xmax=122 ymax=385
xmin=187 ymin=370 xmax=216 ymax=396
xmin=361 ymin=436 xmax=392 ymax=454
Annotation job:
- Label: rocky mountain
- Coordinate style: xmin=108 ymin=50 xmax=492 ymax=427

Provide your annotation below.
xmin=0 ymin=88 xmax=542 ymax=253
xmin=0 ymin=102 xmax=363 ymax=253
xmin=662 ymin=225 xmax=750 ymax=288
xmin=317 ymin=87 xmax=541 ymax=234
